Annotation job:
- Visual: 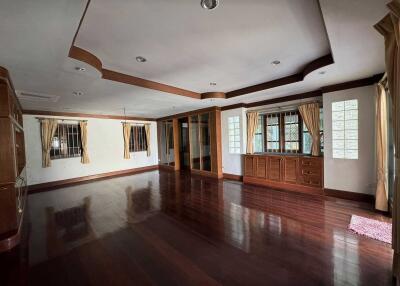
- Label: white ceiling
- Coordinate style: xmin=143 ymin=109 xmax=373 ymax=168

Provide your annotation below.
xmin=0 ymin=0 xmax=388 ymax=118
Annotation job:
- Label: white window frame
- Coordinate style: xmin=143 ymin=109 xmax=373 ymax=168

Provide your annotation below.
xmin=228 ymin=116 xmax=241 ymax=154
xmin=332 ymin=99 xmax=359 ymax=160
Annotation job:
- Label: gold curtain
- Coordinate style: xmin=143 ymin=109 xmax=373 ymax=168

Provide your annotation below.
xmin=375 ymin=0 xmax=400 ymax=277
xmin=40 ymin=119 xmax=58 ymax=168
xmin=375 ymin=82 xmax=389 ymax=211
xmin=298 ymin=103 xmax=320 ymax=156
xmin=123 ymin=123 xmax=131 ymax=159
xmin=246 ymin=112 xmax=259 ymax=154
xmin=144 ymin=124 xmax=151 ymax=157
xmin=79 ymin=121 xmax=90 ymax=164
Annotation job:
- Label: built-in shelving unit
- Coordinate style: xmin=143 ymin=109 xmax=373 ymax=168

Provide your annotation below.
xmin=0 ymin=66 xmax=27 ymax=252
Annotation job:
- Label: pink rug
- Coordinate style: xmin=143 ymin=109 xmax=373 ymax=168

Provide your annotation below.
xmin=348 ymin=215 xmax=392 ymax=244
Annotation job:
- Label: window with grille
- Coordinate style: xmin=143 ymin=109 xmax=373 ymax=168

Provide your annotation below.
xmin=266 ymin=113 xmax=281 ymax=152
xmin=50 ymin=123 xmax=82 ymax=159
xmin=228 ymin=116 xmax=241 ymax=154
xmin=284 ymin=112 xmax=300 ymax=152
xmin=129 ymin=126 xmax=148 ymax=153
xmin=332 ymin=99 xmax=358 ymax=159
xmin=254 ymin=115 xmax=264 ymax=153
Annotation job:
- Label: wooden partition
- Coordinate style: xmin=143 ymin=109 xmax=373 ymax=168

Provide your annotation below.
xmin=157 ymin=107 xmax=222 ymax=178
xmin=0 ymin=66 xmax=27 ymax=252
xmin=243 ymin=154 xmax=323 ymax=194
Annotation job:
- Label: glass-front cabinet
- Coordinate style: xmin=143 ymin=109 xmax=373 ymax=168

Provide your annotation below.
xmin=157 ymin=108 xmax=222 ymax=178
xmin=189 ymin=112 xmax=211 ymax=172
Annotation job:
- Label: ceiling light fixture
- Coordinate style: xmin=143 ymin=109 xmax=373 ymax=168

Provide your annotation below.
xmin=271 ymin=60 xmax=281 ymax=66
xmin=319 ymin=71 xmax=326 ymax=75
xmin=136 ymin=56 xmax=147 ymax=63
xmin=201 ymin=0 xmax=219 ymax=10
xmin=72 ymin=91 xmax=84 ymax=97
xmin=210 ymin=82 xmax=217 ymax=86
xmin=75 ymin=66 xmax=86 ymax=72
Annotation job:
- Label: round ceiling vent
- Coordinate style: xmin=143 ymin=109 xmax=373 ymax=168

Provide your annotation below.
xmin=201 ymin=0 xmax=219 ymax=10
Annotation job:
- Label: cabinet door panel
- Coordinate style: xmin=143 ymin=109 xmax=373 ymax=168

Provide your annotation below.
xmin=283 ymin=157 xmax=298 ymax=183
xmin=256 ymin=157 xmax=267 ymax=178
xmin=268 ymin=156 xmax=282 ymax=181
xmin=244 ymin=156 xmax=255 ymax=177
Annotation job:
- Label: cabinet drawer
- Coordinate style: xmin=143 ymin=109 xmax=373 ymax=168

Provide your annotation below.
xmin=299 ymin=157 xmax=321 ymax=168
xmin=300 ymin=167 xmax=321 ymax=176
xmin=299 ymin=174 xmax=322 ymax=187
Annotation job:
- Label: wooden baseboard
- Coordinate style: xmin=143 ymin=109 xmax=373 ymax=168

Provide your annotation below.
xmin=28 ymin=165 xmax=159 ymax=194
xmin=324 ymin=188 xmax=375 ymax=203
xmin=244 ymin=176 xmax=324 ymax=195
xmin=223 ymin=173 xmax=243 ymax=181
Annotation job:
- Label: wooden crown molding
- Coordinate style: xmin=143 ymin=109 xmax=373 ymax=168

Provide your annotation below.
xmin=157 ymin=106 xmax=221 ymax=121
xmin=221 ymin=73 xmax=383 ymax=111
xmin=201 ymin=92 xmax=226 ymax=99
xmin=69 ymin=46 xmax=201 ymax=99
xmin=226 ymin=54 xmax=334 ymax=98
xmin=23 ymin=110 xmax=157 ymax=121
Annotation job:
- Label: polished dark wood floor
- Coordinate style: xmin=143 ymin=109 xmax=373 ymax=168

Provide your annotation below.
xmin=1 ymin=170 xmax=394 ymax=285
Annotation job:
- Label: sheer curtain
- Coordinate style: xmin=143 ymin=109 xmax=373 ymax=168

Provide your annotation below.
xmin=80 ymin=121 xmax=90 ymax=164
xmin=40 ymin=119 xmax=58 ymax=168
xmin=298 ymin=103 xmax=320 ymax=156
xmin=375 ymin=81 xmax=389 ymax=211
xmin=246 ymin=112 xmax=259 ymax=154
xmin=123 ymin=123 xmax=131 ymax=159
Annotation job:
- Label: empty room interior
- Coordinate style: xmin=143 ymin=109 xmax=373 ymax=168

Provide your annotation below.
xmin=1 ymin=0 xmax=400 ymax=285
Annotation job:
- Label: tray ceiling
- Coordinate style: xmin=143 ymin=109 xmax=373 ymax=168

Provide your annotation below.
xmin=0 ymin=0 xmax=387 ymax=118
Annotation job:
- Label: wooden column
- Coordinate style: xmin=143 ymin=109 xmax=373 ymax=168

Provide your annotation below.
xmin=211 ymin=110 xmax=223 ymax=178
xmin=172 ymin=118 xmax=180 ymax=171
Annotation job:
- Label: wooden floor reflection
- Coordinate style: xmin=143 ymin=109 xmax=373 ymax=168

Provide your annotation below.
xmin=24 ymin=170 xmax=394 ymax=285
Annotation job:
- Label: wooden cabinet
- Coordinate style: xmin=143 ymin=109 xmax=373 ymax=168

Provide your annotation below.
xmin=243 ymin=154 xmax=323 ymax=194
xmin=0 ymin=66 xmax=27 ymax=252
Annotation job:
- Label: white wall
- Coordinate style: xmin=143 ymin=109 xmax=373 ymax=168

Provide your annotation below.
xmin=323 ymin=86 xmax=376 ymax=194
xmin=23 ymin=114 xmax=158 ymax=185
xmin=221 ymin=107 xmax=247 ymax=175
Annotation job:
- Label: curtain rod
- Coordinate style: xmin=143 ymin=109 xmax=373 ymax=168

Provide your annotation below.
xmin=249 ymin=100 xmax=321 ymax=115
xmin=35 ymin=117 xmax=87 ymax=122
xmin=121 ymin=122 xmax=149 ymax=125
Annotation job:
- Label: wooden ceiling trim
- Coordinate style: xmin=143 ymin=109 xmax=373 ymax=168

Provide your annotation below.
xmin=201 ymin=92 xmax=226 ymax=99
xmin=102 ymin=69 xmax=201 ymax=99
xmin=23 ymin=110 xmax=156 ymax=121
xmin=226 ymin=54 xmax=334 ymax=98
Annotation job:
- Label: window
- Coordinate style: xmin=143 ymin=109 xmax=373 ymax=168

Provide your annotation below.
xmin=253 ymin=107 xmax=324 ymax=154
xmin=332 ymin=99 xmax=358 ymax=159
xmin=266 ymin=113 xmax=280 ymax=151
xmin=228 ymin=116 xmax=241 ymax=154
xmin=302 ymin=108 xmax=324 ymax=154
xmin=284 ymin=112 xmax=300 ymax=152
xmin=129 ymin=125 xmax=148 ymax=152
xmin=50 ymin=123 xmax=82 ymax=159
xmin=254 ymin=115 xmax=264 ymax=153
xmin=265 ymin=111 xmax=300 ymax=153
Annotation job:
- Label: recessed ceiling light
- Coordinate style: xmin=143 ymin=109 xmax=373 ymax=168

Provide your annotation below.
xmin=319 ymin=71 xmax=326 ymax=75
xmin=210 ymin=82 xmax=217 ymax=86
xmin=136 ymin=56 xmax=147 ymax=63
xmin=75 ymin=67 xmax=86 ymax=72
xmin=72 ymin=91 xmax=84 ymax=97
xmin=271 ymin=60 xmax=281 ymax=66
xmin=201 ymin=0 xmax=219 ymax=10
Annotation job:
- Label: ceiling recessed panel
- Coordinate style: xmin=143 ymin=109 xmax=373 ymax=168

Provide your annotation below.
xmin=76 ymin=0 xmax=331 ymax=93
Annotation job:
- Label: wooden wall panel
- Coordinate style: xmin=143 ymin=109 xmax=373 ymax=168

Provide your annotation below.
xmin=256 ymin=157 xmax=267 ymax=179
xmin=173 ymin=118 xmax=180 ymax=171
xmin=283 ymin=157 xmax=298 ymax=184
xmin=268 ymin=156 xmax=282 ymax=182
